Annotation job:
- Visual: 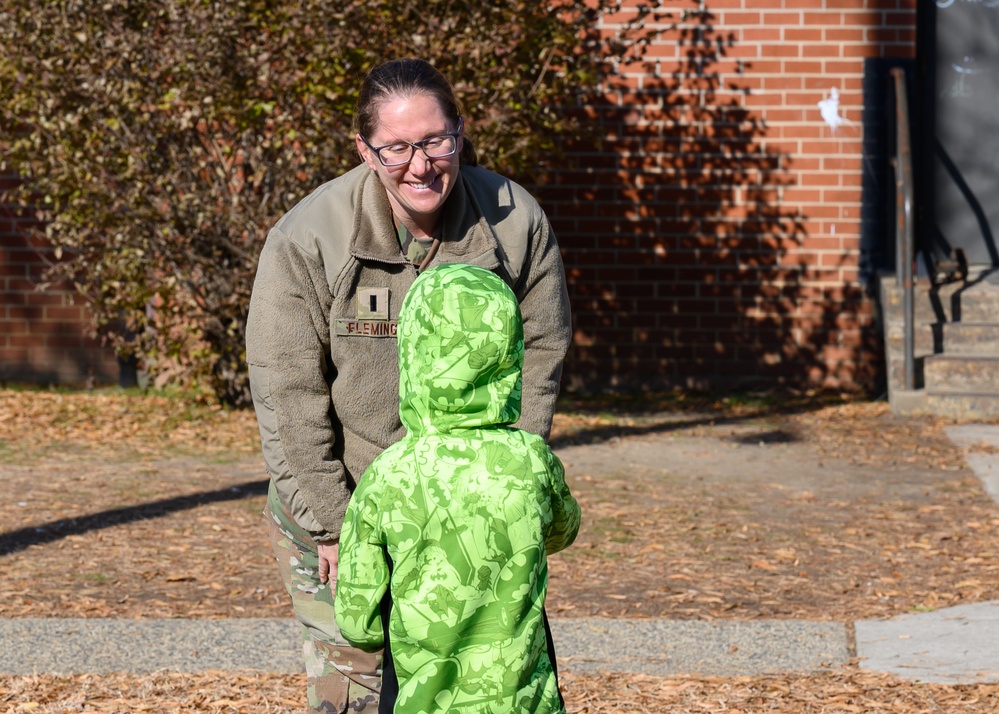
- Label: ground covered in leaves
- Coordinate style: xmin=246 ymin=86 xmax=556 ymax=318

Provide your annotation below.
xmin=3 ymin=670 xmax=999 ymax=713
xmin=547 ymin=401 xmax=999 ymax=623
xmin=2 ymin=386 xmax=999 ymax=712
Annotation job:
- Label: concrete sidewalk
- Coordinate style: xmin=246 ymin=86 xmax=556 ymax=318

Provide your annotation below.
xmin=0 ymin=616 xmax=849 ymax=678
xmin=3 ymin=604 xmax=999 ymax=684
xmin=3 ymin=424 xmax=999 ymax=684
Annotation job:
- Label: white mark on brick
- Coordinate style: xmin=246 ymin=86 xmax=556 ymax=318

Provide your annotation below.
xmin=818 ymin=87 xmax=854 ymax=133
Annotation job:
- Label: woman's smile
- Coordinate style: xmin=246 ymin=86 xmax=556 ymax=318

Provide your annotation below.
xmin=405 ymin=175 xmax=441 ymax=192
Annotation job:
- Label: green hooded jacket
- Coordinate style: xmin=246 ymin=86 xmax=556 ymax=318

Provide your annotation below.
xmin=335 ymin=263 xmax=581 ymax=713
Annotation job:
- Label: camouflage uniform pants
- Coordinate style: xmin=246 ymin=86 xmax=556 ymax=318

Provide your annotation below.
xmin=264 ymin=482 xmax=382 ymax=713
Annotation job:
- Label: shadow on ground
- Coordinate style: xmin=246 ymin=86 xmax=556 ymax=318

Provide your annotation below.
xmin=0 ymin=479 xmax=268 ymax=556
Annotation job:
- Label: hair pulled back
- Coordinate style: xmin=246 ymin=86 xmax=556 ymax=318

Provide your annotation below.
xmin=354 ymin=58 xmax=477 ymax=167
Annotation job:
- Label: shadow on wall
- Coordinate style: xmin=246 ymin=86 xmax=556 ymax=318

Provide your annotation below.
xmin=0 ymin=360 xmax=119 ymax=389
xmin=550 ymin=5 xmax=886 ymax=394
xmin=0 ymin=208 xmax=118 ymax=387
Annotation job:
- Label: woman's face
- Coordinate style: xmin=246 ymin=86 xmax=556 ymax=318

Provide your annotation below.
xmin=356 ymin=92 xmax=462 ymax=236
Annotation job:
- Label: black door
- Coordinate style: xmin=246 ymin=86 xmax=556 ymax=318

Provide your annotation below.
xmin=918 ymin=0 xmax=999 ymax=270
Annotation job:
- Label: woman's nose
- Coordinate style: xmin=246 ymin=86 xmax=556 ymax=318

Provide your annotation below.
xmin=410 ymin=151 xmax=433 ymax=173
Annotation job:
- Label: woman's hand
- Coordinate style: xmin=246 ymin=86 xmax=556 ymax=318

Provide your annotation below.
xmin=317 ymin=541 xmax=339 ymax=584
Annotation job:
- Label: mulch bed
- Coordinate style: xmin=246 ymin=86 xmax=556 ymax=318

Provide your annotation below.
xmin=2 ymin=388 xmax=999 ymax=712
xmin=3 ymin=670 xmax=999 ymax=713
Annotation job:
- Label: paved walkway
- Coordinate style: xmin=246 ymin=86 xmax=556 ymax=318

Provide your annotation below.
xmin=3 ymin=424 xmax=999 ymax=684
xmin=3 ymin=604 xmax=998 ymax=683
xmin=0 ymin=616 xmax=849 ymax=678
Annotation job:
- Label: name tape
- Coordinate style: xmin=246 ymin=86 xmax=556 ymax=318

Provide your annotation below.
xmin=334 ymin=319 xmax=398 ymax=338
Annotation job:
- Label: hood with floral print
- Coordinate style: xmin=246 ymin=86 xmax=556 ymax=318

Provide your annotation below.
xmin=397 ymin=263 xmax=523 ymax=436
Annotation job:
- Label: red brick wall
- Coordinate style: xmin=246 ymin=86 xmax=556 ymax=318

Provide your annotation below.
xmin=545 ymin=0 xmax=916 ymax=393
xmin=0 ymin=173 xmax=118 ymax=386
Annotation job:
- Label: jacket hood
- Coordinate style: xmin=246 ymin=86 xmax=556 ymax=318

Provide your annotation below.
xmin=397 ymin=264 xmax=523 ymax=436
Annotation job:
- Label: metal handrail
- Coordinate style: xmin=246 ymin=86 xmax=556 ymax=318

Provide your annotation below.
xmin=891 ymin=66 xmax=915 ymax=390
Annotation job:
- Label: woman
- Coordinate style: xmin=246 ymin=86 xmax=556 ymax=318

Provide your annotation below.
xmin=246 ymin=58 xmax=571 ymax=713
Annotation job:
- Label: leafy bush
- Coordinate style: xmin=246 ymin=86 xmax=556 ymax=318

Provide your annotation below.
xmin=0 ymin=0 xmax=664 ymax=405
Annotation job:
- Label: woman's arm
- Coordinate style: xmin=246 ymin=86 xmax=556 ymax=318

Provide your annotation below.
xmin=515 ymin=216 xmax=572 ymax=441
xmin=246 ymin=227 xmax=351 ymax=540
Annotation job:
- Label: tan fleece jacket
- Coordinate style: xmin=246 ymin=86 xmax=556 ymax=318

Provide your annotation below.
xmin=245 ymin=163 xmax=571 ymax=540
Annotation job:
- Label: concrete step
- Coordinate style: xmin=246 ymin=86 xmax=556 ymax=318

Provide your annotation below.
xmin=881 ymin=279 xmax=954 ymax=323
xmin=890 ymin=388 xmax=999 ymax=420
xmin=941 ymin=323 xmax=999 ymax=355
xmin=885 ymin=322 xmax=999 ymax=358
xmin=881 ymin=270 xmax=999 ymax=417
xmin=925 ymin=392 xmax=999 ymax=420
xmin=958 ymin=292 xmax=999 ymax=323
xmin=924 ymin=355 xmax=999 ymax=394
xmin=881 ymin=270 xmax=999 ymax=325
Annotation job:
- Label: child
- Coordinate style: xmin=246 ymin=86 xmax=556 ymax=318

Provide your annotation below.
xmin=335 ymin=263 xmax=581 ymax=713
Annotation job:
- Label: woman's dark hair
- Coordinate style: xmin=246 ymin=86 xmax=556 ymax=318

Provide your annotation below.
xmin=354 ymin=58 xmax=477 ymax=167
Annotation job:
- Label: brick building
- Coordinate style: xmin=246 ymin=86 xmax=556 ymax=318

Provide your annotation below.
xmin=546 ymin=0 xmax=916 ymax=393
xmin=1 ymin=0 xmax=918 ymax=393
xmin=0 ymin=187 xmax=118 ymax=386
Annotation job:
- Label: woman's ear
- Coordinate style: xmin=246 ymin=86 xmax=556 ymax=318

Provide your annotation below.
xmin=356 ymin=134 xmax=378 ymax=170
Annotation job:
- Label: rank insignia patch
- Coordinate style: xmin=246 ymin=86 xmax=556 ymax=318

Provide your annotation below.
xmin=357 ymin=287 xmax=389 ymax=320
xmin=334 ymin=287 xmax=396 ymax=337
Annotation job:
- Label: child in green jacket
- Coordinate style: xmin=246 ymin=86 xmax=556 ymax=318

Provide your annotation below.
xmin=335 ymin=263 xmax=581 ymax=713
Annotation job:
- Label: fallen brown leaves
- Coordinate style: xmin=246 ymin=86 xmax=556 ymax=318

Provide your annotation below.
xmin=3 ymin=389 xmax=999 ymax=622
xmin=0 ymin=672 xmax=304 ymax=713
xmin=560 ymin=671 xmax=999 ymax=713
xmin=3 ymin=670 xmax=999 ymax=713
xmin=0 ymin=388 xmax=282 ymax=619
xmin=2 ymin=388 xmax=999 ymax=712
xmin=547 ymin=399 xmax=999 ymax=621
xmin=0 ymin=388 xmax=261 ymax=461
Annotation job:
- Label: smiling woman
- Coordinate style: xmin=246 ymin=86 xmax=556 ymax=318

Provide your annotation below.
xmin=356 ymin=92 xmax=462 ymax=241
xmin=244 ymin=58 xmax=572 ymax=713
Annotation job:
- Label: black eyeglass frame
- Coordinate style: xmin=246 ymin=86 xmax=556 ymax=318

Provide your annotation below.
xmin=360 ymin=118 xmax=463 ymax=167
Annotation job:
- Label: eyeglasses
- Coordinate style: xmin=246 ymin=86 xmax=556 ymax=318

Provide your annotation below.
xmin=360 ymin=118 xmax=463 ymax=167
